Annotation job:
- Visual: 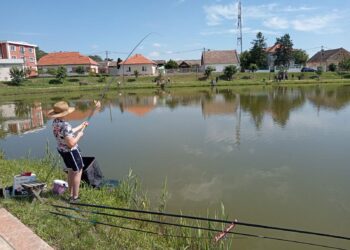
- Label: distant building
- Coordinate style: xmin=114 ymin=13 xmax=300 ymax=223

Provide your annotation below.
xmin=265 ymin=43 xmax=300 ymax=71
xmin=306 ymin=48 xmax=350 ymax=71
xmin=37 ymin=52 xmax=98 ymax=75
xmin=178 ymin=60 xmax=201 ymax=69
xmin=153 ymin=60 xmax=166 ymax=67
xmin=201 ymin=50 xmax=240 ymax=72
xmin=0 ymin=40 xmax=37 ymax=76
xmin=0 ymin=59 xmax=24 ymax=82
xmin=118 ymin=54 xmax=157 ymax=76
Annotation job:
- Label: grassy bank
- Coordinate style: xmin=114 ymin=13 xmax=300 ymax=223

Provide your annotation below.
xmin=0 ymin=151 xmax=231 ymax=249
xmin=1 ymin=72 xmax=350 ymax=97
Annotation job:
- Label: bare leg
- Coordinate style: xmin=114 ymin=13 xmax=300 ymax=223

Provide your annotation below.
xmin=67 ymin=169 xmax=73 ymax=197
xmin=71 ymin=169 xmax=82 ymax=199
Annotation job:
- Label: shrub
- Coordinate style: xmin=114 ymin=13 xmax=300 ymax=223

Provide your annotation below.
xmin=223 ymin=65 xmax=237 ymax=80
xmin=55 ymin=66 xmax=67 ymax=83
xmin=204 ymin=66 xmax=215 ymax=79
xmin=343 ymin=74 xmax=350 ymax=79
xmin=49 ymin=79 xmax=63 ymax=84
xmin=98 ymin=75 xmax=106 ymax=82
xmin=328 ymin=63 xmax=337 ymax=72
xmin=127 ymin=79 xmax=136 ymax=82
xmin=9 ymin=67 xmax=26 ymax=85
xmin=46 ymin=68 xmax=57 ymax=76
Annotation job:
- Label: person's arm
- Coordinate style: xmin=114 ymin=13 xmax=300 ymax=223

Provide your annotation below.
xmin=64 ymin=131 xmax=83 ymax=149
xmin=72 ymin=121 xmax=89 ymax=133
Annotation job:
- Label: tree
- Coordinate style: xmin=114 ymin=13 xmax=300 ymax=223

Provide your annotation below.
xmin=75 ymin=66 xmax=85 ymax=75
xmin=35 ymin=47 xmax=47 ymax=61
xmin=88 ymin=55 xmax=103 ymax=62
xmin=165 ymin=59 xmax=178 ymax=69
xmin=223 ymin=65 xmax=237 ymax=80
xmin=292 ymin=49 xmax=309 ymax=65
xmin=134 ymin=70 xmax=139 ymax=79
xmin=339 ymin=58 xmax=350 ymax=71
xmin=249 ymin=32 xmax=268 ymax=69
xmin=204 ymin=66 xmax=215 ymax=79
xmin=9 ymin=67 xmax=26 ymax=85
xmin=274 ymin=34 xmax=294 ymax=68
xmin=47 ymin=68 xmax=57 ymax=76
xmin=249 ymin=63 xmax=258 ymax=72
xmin=239 ymin=51 xmax=251 ymax=71
xmin=328 ymin=63 xmax=337 ymax=72
xmin=56 ymin=66 xmax=67 ymax=83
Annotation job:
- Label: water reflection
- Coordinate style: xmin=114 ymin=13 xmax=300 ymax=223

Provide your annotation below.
xmin=0 ymin=101 xmax=45 ymax=138
xmin=2 ymin=85 xmax=350 ymax=138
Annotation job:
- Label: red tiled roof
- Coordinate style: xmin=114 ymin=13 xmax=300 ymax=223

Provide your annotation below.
xmin=266 ymin=43 xmax=282 ymax=53
xmin=307 ymin=48 xmax=350 ymax=63
xmin=38 ymin=52 xmax=98 ymax=66
xmin=202 ymin=50 xmax=239 ymax=65
xmin=120 ymin=54 xmax=156 ymax=65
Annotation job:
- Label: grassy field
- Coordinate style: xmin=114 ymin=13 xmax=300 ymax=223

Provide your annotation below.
xmin=1 ymin=72 xmax=350 ymax=97
xmin=0 ymin=150 xmax=232 ymax=250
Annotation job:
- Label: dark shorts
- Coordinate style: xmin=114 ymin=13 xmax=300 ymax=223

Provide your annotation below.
xmin=58 ymin=148 xmax=84 ymax=172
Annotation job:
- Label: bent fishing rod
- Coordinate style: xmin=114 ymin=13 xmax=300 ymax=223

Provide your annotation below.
xmin=83 ymin=32 xmax=155 ymax=127
xmin=69 ymin=202 xmax=350 ymax=241
xmin=49 ymin=208 xmax=347 ymax=250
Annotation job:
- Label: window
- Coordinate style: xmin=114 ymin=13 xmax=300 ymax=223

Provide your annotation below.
xmin=30 ymin=57 xmax=34 ymax=62
xmin=20 ymin=46 xmax=25 ymax=53
xmin=29 ymin=48 xmax=33 ymax=53
xmin=11 ymin=56 xmax=16 ymax=59
xmin=142 ymin=66 xmax=147 ymax=71
xmin=10 ymin=45 xmax=16 ymax=51
xmin=127 ymin=67 xmax=131 ymax=72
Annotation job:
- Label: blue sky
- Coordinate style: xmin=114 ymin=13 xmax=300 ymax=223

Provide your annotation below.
xmin=1 ymin=0 xmax=349 ymax=60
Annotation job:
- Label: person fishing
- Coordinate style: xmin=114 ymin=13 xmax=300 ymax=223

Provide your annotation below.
xmin=48 ymin=100 xmax=100 ymax=202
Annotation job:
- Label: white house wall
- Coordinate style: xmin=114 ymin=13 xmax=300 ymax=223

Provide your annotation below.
xmin=204 ymin=64 xmax=240 ymax=73
xmin=118 ymin=64 xmax=157 ymax=76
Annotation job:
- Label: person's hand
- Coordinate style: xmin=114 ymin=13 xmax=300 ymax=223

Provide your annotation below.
xmin=82 ymin=121 xmax=89 ymax=127
xmin=94 ymin=100 xmax=101 ymax=108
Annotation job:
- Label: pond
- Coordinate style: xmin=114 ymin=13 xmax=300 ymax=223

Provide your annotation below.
xmin=1 ymin=85 xmax=350 ymax=249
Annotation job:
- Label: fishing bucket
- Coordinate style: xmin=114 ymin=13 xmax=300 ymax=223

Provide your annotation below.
xmin=53 ymin=180 xmax=68 ymax=195
xmin=82 ymin=157 xmax=104 ymax=188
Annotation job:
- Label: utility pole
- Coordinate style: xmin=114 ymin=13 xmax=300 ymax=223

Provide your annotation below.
xmin=237 ymin=0 xmax=243 ymax=55
xmin=105 ymin=50 xmax=109 ymax=74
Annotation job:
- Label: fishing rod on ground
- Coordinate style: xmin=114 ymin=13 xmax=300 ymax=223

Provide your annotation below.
xmin=49 ymin=208 xmax=347 ymax=250
xmin=69 ymin=202 xmax=350 ymax=241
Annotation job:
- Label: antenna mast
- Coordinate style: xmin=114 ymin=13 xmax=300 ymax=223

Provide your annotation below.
xmin=237 ymin=0 xmax=243 ymax=54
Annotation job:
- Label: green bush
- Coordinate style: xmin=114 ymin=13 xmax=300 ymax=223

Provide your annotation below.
xmin=343 ymin=74 xmax=350 ymax=79
xmin=49 ymin=79 xmax=63 ymax=84
xmin=9 ymin=67 xmax=26 ymax=85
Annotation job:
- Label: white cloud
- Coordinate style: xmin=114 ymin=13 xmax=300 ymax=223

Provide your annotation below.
xmin=153 ymin=43 xmax=162 ymax=47
xmin=203 ymin=2 xmax=346 ymax=33
xmin=291 ymin=14 xmax=341 ymax=32
xmin=263 ymin=17 xmax=289 ymax=29
xmin=149 ymin=51 xmax=160 ymax=58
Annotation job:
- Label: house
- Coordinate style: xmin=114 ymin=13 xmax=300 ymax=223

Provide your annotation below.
xmin=0 ymin=40 xmax=37 ymax=76
xmin=0 ymin=59 xmax=24 ymax=82
xmin=118 ymin=54 xmax=157 ymax=76
xmin=153 ymin=60 xmax=166 ymax=67
xmin=97 ymin=61 xmax=110 ymax=74
xmin=178 ymin=60 xmax=201 ymax=69
xmin=265 ymin=43 xmax=300 ymax=72
xmin=306 ymin=48 xmax=350 ymax=71
xmin=37 ymin=52 xmax=98 ymax=75
xmin=201 ymin=50 xmax=240 ymax=72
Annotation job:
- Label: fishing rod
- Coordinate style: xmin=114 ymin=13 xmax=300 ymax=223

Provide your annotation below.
xmin=70 ymin=202 xmax=350 ymax=241
xmin=49 ymin=211 xmax=211 ymax=240
xmin=82 ymin=32 xmax=155 ymax=128
xmin=49 ymin=208 xmax=347 ymax=250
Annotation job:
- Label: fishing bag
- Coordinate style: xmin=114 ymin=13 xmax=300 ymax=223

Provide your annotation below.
xmin=82 ymin=157 xmax=104 ymax=188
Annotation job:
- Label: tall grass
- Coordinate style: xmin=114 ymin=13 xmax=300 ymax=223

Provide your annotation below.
xmin=0 ymin=150 xmax=234 ymax=249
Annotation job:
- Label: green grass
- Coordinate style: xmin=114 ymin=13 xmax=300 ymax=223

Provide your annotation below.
xmin=0 ymin=150 xmax=233 ymax=249
xmin=1 ymin=72 xmax=350 ymax=97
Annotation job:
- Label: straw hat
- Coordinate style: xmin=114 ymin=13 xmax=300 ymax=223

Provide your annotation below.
xmin=48 ymin=101 xmax=75 ymax=118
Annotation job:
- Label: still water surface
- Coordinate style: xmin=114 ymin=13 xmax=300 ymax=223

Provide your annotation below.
xmin=1 ymin=85 xmax=350 ymax=249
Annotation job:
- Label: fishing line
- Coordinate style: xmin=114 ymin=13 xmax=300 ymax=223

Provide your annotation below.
xmin=49 ymin=208 xmax=347 ymax=250
xmin=70 ymin=202 xmax=350 ymax=241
